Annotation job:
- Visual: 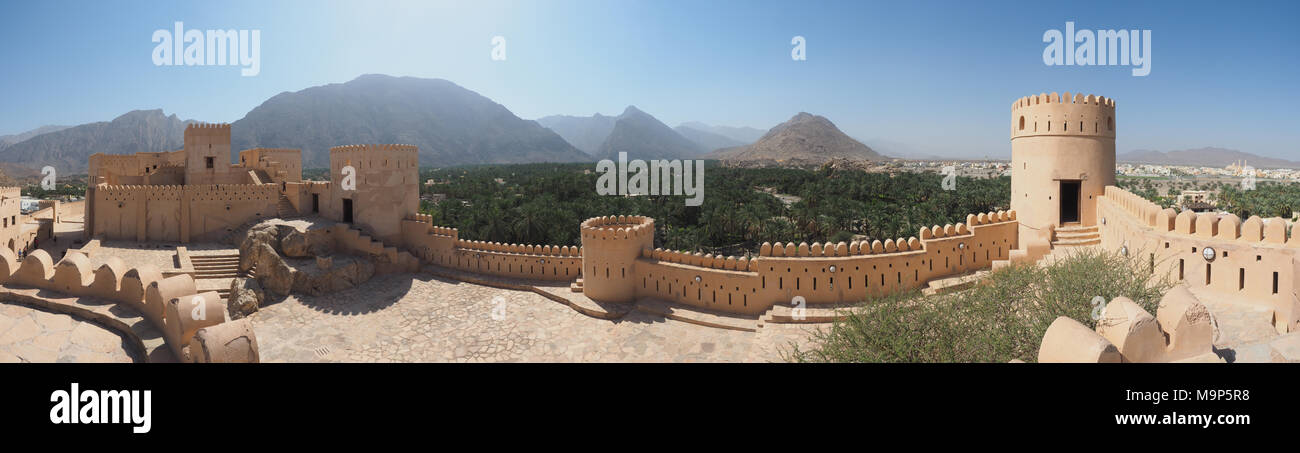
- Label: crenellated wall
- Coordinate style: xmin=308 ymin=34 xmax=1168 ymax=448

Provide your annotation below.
xmin=89 ymin=184 xmax=279 ymax=243
xmin=626 ymin=211 xmax=1019 ymax=314
xmin=401 ymin=214 xmax=583 ymax=281
xmin=1097 ymin=186 xmax=1299 ymax=333
xmin=0 ymin=247 xmax=257 ymax=362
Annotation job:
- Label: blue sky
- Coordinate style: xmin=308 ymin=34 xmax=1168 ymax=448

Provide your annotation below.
xmin=1 ymin=0 xmax=1296 ymax=159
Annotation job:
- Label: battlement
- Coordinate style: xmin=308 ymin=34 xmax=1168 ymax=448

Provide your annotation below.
xmin=580 ymin=215 xmax=655 ymax=240
xmin=456 ymin=240 xmax=582 ymax=257
xmin=644 ymin=248 xmax=755 ymax=272
xmin=330 ymin=144 xmax=418 ymax=154
xmin=1011 ymin=92 xmax=1116 ymax=139
xmin=184 ymin=122 xmax=232 ymax=138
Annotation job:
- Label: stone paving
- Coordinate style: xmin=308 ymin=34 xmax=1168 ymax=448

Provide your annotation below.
xmin=0 ymin=303 xmax=136 ymax=363
xmin=251 ymin=272 xmax=822 ymax=362
xmin=1194 ymin=286 xmax=1300 ymax=363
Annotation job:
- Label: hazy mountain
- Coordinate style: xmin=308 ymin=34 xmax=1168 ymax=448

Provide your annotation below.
xmin=594 ymin=106 xmax=703 ymax=161
xmin=674 ymin=124 xmax=746 ymax=153
xmin=231 ymin=74 xmax=590 ymax=167
xmin=707 ymin=112 xmax=884 ymax=163
xmin=0 ymin=110 xmax=190 ymax=173
xmin=678 ymin=121 xmax=765 ymax=144
xmin=0 ymin=125 xmax=71 ymax=147
xmin=1119 ymin=147 xmax=1300 ymax=169
xmin=535 ymin=113 xmax=617 ymax=156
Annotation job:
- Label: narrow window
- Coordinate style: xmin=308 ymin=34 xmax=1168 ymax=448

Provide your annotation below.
xmin=1239 ymin=268 xmax=1245 ymax=291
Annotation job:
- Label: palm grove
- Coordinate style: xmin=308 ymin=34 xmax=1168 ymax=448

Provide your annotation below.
xmin=410 ymin=163 xmax=1011 ymax=256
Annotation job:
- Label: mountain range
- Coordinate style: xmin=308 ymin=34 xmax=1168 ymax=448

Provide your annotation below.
xmin=11 ymin=74 xmax=1280 ymax=174
xmin=0 ymin=110 xmax=191 ymax=172
xmin=1118 ymin=147 xmax=1300 ymax=169
xmin=231 ymin=75 xmax=589 ymax=168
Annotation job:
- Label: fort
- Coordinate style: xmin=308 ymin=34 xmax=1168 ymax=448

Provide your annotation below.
xmin=0 ymin=92 xmax=1294 ymax=363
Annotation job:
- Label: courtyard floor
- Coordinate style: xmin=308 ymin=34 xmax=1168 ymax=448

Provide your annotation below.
xmin=0 ymin=302 xmax=136 ymax=363
xmin=250 ymin=272 xmax=822 ymax=363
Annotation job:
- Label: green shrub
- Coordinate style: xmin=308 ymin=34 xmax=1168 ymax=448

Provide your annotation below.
xmin=784 ymin=248 xmax=1173 ymax=363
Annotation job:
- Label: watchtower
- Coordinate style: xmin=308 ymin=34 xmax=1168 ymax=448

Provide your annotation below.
xmin=1010 ymin=92 xmax=1116 ymax=243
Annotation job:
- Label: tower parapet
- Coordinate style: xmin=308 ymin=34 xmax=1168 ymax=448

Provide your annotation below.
xmin=1011 ymin=92 xmax=1115 ymax=139
xmin=580 ymin=215 xmax=655 ymax=303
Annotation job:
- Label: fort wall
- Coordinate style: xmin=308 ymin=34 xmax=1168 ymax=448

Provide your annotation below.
xmin=90 ymin=184 xmax=279 ymax=243
xmin=401 ymin=214 xmax=583 ymax=281
xmin=1097 ymin=186 xmax=1299 ymax=333
xmin=0 ymin=247 xmax=255 ymax=362
xmin=623 ymin=212 xmax=1019 ymax=314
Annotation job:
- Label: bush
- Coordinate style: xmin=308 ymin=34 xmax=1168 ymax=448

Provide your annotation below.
xmin=784 ymin=248 xmax=1173 ymax=363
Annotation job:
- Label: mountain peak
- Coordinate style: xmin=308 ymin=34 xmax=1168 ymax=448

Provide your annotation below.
xmin=706 ymin=112 xmax=882 ymax=164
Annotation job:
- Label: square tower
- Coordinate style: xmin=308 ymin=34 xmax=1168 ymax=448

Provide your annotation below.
xmin=183 ymin=123 xmax=232 ymax=185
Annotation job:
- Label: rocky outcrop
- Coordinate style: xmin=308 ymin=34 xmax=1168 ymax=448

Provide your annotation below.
xmin=237 ymin=219 xmax=380 ymax=298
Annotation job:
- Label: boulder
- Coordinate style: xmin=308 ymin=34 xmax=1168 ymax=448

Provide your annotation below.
xmin=254 ymin=242 xmax=295 ymax=296
xmin=281 ymin=229 xmax=310 ymax=257
xmin=228 ymin=277 xmax=264 ymax=320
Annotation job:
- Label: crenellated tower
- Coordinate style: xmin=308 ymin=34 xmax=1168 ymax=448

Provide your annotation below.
xmin=183 ymin=123 xmax=233 ymax=185
xmin=579 ymin=216 xmax=655 ymax=303
xmin=1010 ymin=92 xmax=1116 ymax=245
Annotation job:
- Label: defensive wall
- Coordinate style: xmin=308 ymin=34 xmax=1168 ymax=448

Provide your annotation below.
xmin=0 ymin=247 xmax=257 ymax=362
xmin=89 ymin=184 xmax=280 ymax=243
xmin=1097 ymin=186 xmax=1299 ymax=333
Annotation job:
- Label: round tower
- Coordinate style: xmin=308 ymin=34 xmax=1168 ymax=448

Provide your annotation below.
xmin=328 ymin=144 xmax=419 ymax=244
xmin=579 ymin=215 xmax=654 ymax=303
xmin=1010 ymin=92 xmax=1116 ymax=243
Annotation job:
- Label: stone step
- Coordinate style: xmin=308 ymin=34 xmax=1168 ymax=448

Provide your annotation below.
xmin=195 ymin=273 xmax=241 ymax=279
xmin=922 ymin=270 xmax=989 ymax=296
xmin=1052 ymin=237 xmax=1101 ymax=247
xmin=1054 ymin=230 xmax=1100 ymax=240
xmin=1055 ymin=225 xmax=1098 ymax=233
xmin=761 ymin=303 xmax=852 ymax=324
xmin=635 ymin=299 xmax=760 ymax=332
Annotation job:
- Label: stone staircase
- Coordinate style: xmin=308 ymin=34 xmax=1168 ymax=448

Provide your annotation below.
xmin=190 ymin=253 xmax=244 ymax=300
xmin=276 ymin=194 xmax=297 ymax=218
xmin=335 ymin=226 xmax=421 ymax=273
xmin=1052 ymin=224 xmax=1100 ymax=248
xmin=569 ymin=278 xmax=584 ymax=293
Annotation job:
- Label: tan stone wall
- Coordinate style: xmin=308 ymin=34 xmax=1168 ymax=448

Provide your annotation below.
xmin=0 ymin=247 xmax=255 ymax=362
xmin=89 ymin=184 xmax=278 ymax=243
xmin=0 ymin=187 xmax=21 ymax=252
xmin=628 ymin=212 xmax=1019 ymax=314
xmin=238 ymin=148 xmax=302 ymax=183
xmin=402 ymin=214 xmax=582 ymax=281
xmin=328 ymin=145 xmax=419 ymax=244
xmin=1010 ymin=92 xmax=1116 ymax=237
xmin=1098 ymin=186 xmax=1299 ymax=333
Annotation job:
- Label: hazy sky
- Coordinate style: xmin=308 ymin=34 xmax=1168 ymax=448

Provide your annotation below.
xmin=1 ymin=0 xmax=1296 ymax=159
